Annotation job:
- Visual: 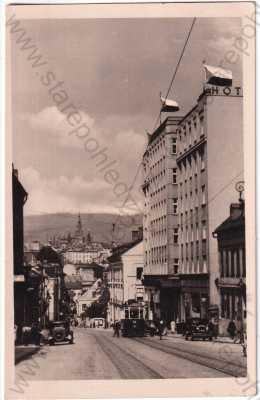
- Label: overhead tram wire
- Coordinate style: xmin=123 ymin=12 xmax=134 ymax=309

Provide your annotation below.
xmin=111 ymin=17 xmax=197 ymax=231
xmin=152 ymin=17 xmax=197 ymax=132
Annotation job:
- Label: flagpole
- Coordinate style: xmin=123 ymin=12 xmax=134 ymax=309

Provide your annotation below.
xmin=202 ymin=59 xmax=207 ymax=93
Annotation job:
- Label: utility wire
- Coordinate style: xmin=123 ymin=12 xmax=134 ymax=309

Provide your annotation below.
xmin=111 ymin=17 xmax=197 ymax=237
xmin=152 ymin=17 xmax=197 ymax=132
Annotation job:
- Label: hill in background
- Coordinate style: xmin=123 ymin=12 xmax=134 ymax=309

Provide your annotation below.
xmin=24 ymin=213 xmax=143 ymax=246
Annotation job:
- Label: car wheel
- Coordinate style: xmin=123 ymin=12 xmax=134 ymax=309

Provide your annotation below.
xmin=209 ymin=337 xmax=213 ymax=341
xmin=185 ymin=335 xmax=188 ymax=341
xmin=203 ymin=338 xmax=206 ymax=341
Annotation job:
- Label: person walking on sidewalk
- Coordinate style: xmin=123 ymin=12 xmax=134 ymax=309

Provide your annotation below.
xmin=158 ymin=319 xmax=165 ymax=340
xmin=227 ymin=319 xmax=237 ymax=340
xmin=113 ymin=320 xmax=120 ymax=338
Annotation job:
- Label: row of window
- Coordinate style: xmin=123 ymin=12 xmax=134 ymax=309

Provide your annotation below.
xmin=180 ymin=222 xmax=207 ymax=243
xmin=150 ymin=215 xmax=167 ymax=228
xmin=145 ymin=245 xmax=168 ymax=264
xmin=180 ymin=241 xmax=207 ymax=260
xmin=221 ymin=292 xmax=244 ymax=320
xmin=179 ymin=146 xmax=206 ymax=176
xmin=150 ymin=198 xmax=167 ymax=212
xmin=180 ymin=255 xmax=207 ymax=274
xmin=179 ymin=186 xmax=206 ymax=212
xmin=178 ymin=115 xmax=205 ymax=153
xmin=220 ymin=248 xmax=246 ymax=278
xmin=143 ymin=146 xmax=166 ymax=174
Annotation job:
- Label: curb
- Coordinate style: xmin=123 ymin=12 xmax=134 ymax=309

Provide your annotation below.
xmin=15 ymin=346 xmax=40 ymax=365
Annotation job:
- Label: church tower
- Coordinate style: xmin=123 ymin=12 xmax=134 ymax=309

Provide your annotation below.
xmin=75 ymin=212 xmax=84 ymax=239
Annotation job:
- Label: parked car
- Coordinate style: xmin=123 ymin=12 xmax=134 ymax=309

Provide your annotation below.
xmin=185 ymin=318 xmax=213 ymax=341
xmin=48 ymin=321 xmax=74 ymax=345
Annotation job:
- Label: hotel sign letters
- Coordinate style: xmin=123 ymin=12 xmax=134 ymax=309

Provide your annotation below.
xmin=204 ymin=84 xmax=243 ymax=97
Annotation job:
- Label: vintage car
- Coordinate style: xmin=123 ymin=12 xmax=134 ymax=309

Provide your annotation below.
xmin=48 ymin=321 xmax=74 ymax=345
xmin=185 ymin=318 xmax=213 ymax=341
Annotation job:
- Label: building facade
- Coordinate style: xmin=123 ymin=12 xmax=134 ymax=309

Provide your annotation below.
xmin=107 ymin=238 xmax=143 ymax=324
xmin=121 ymin=241 xmax=144 ymax=304
xmin=12 ymin=166 xmax=28 ymax=335
xmin=142 ymin=117 xmax=182 ymax=323
xmin=213 ymin=199 xmax=246 ymax=335
xmin=176 ymin=85 xmax=243 ymax=321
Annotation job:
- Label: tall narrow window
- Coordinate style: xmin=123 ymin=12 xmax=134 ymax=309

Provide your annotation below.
xmin=173 ymin=198 xmax=178 ymax=215
xmin=173 ymin=228 xmax=178 ymax=244
xmin=202 ymin=221 xmax=207 ymax=240
xmin=172 ymin=168 xmax=177 ymax=184
xmin=202 ymin=255 xmax=207 ymax=272
xmin=236 ymin=248 xmax=241 ymax=277
xmin=174 ymin=258 xmax=179 ymax=274
xmin=196 ymin=224 xmax=199 ymax=241
xmin=172 ymin=137 xmax=177 ymax=154
xmin=201 ymin=147 xmax=205 ymax=170
xmin=202 ymin=185 xmax=206 ymax=205
xmin=242 ymin=247 xmax=246 ymax=277
xmin=200 ymin=117 xmax=204 ymax=136
xmin=231 ymin=250 xmax=235 ymax=277
xmin=220 ymin=250 xmax=224 ymax=277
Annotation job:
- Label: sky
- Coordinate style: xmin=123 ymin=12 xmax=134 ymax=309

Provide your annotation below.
xmin=11 ymin=17 xmax=243 ymax=216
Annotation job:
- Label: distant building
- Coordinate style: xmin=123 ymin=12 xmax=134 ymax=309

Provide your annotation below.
xmin=213 ymin=197 xmax=246 ymax=335
xmin=37 ymin=245 xmax=66 ymax=322
xmin=77 ymin=279 xmax=102 ymax=316
xmin=121 ymin=241 xmax=144 ymax=304
xmin=107 ymin=238 xmax=143 ymax=323
xmin=13 ymin=166 xmax=28 ymax=331
xmin=64 ymin=249 xmax=100 ymax=264
xmin=142 ymin=117 xmax=182 ymax=322
xmin=75 ymin=262 xmax=103 ymax=289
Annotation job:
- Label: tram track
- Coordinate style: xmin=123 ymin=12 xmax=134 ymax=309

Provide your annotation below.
xmin=94 ymin=332 xmax=164 ymax=379
xmin=133 ymin=337 xmax=247 ymax=378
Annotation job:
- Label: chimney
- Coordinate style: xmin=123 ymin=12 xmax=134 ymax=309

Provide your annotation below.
xmin=230 ymin=203 xmax=242 ymax=220
xmin=132 ymin=230 xmax=139 ymax=242
xmin=131 ymin=226 xmax=143 ymax=242
xmin=138 ymin=226 xmax=143 ymax=240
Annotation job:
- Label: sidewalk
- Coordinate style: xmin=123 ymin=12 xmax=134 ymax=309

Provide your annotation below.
xmin=169 ymin=332 xmax=240 ymax=344
xmin=15 ymin=345 xmax=40 ymax=365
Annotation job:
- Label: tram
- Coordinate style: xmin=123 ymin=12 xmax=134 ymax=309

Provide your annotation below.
xmin=120 ymin=302 xmax=148 ymax=337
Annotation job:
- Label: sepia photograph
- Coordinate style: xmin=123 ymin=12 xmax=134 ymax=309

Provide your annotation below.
xmin=5 ymin=2 xmax=256 ymax=398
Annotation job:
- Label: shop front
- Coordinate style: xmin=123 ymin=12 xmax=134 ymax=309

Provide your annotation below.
xmin=180 ymin=274 xmax=209 ymax=322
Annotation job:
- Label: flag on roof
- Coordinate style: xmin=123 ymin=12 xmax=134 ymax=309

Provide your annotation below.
xmin=203 ymin=64 xmax=232 ymax=87
xmin=160 ymin=95 xmax=180 ymax=112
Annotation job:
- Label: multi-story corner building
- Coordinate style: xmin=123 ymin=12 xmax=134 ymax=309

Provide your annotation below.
xmin=176 ymin=85 xmax=243 ymax=322
xmin=142 ymin=116 xmax=182 ymax=323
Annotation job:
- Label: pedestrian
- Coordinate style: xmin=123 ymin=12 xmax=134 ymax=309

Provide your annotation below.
xmin=31 ymin=322 xmax=41 ymax=346
xmin=227 ymin=319 xmax=237 ymax=340
xmin=22 ymin=325 xmax=31 ymax=346
xmin=158 ymin=319 xmax=164 ymax=340
xmin=170 ymin=320 xmax=176 ymax=335
xmin=113 ymin=320 xmax=120 ymax=338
